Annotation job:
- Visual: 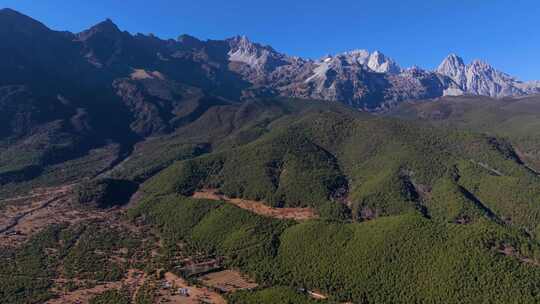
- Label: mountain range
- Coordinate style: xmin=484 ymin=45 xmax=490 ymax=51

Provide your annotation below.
xmin=2 ymin=6 xmax=540 ymax=195
xmin=5 ymin=8 xmax=540 ymax=304
xmin=1 ymin=8 xmax=538 ymax=114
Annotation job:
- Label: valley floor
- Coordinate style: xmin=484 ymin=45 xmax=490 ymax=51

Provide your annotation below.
xmin=0 ymin=185 xmax=292 ymax=304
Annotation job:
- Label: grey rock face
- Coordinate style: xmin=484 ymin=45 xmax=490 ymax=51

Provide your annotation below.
xmin=437 ymin=54 xmax=466 ymax=88
xmin=5 ymin=8 xmax=537 ymax=113
xmin=437 ymin=54 xmax=540 ymax=98
xmin=224 ymin=40 xmax=446 ymax=110
xmin=334 ymin=50 xmax=402 ymax=74
xmin=227 ymin=36 xmax=288 ymax=71
xmin=71 ymin=17 xmax=540 ymax=111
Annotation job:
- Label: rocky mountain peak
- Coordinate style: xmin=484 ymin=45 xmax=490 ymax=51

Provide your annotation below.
xmin=75 ymin=18 xmax=134 ymax=68
xmin=334 ymin=49 xmax=400 ymax=74
xmin=226 ymin=35 xmax=290 ymax=72
xmin=367 ymin=50 xmax=401 ymax=74
xmin=95 ymin=18 xmax=120 ymax=32
xmin=77 ymin=18 xmax=122 ymax=41
xmin=228 ymin=35 xmax=252 ymax=46
xmin=227 ymin=35 xmax=276 ymax=57
xmin=437 ymin=54 xmax=464 ymax=72
xmin=2 ymin=8 xmax=539 ymax=111
xmin=441 ymin=53 xmax=465 ymax=66
xmin=339 ymin=49 xmax=370 ymax=63
xmin=468 ymin=59 xmax=497 ymax=72
xmin=435 ymin=54 xmax=539 ymax=97
xmin=0 ymin=7 xmax=34 ymax=20
xmin=436 ymin=53 xmax=466 ymax=87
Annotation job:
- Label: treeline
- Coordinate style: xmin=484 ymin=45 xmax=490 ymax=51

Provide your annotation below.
xmin=228 ymin=287 xmax=323 ymax=304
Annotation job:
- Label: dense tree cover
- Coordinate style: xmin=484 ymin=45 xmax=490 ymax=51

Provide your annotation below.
xmin=388 ymin=95 xmax=540 ymax=171
xmin=0 ymin=95 xmax=316 ymax=199
xmin=105 ymin=98 xmax=354 ymax=186
xmin=109 ymin=141 xmax=209 ymax=182
xmin=0 ymin=96 xmax=355 ymax=202
xmin=130 ymin=195 xmax=540 ymax=303
xmin=426 ymin=178 xmax=487 ymax=223
xmin=274 ymin=215 xmax=540 ymax=303
xmin=75 ymin=178 xmax=138 ymax=208
xmin=0 ymin=143 xmax=121 ymax=200
xmin=128 ymin=101 xmax=540 ymax=302
xmin=228 ymin=287 xmax=323 ymax=304
xmin=128 ymin=194 xmax=292 ymax=280
xmin=144 ymin=109 xmax=540 ymax=232
xmin=143 ymin=131 xmax=347 ymax=213
xmin=6 ymin=96 xmax=540 ymax=303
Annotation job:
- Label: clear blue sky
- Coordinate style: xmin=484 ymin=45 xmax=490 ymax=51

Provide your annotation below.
xmin=1 ymin=0 xmax=539 ymax=80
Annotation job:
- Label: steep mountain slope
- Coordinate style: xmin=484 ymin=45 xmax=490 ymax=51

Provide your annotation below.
xmin=0 ymin=8 xmax=455 ymax=197
xmin=3 ymin=8 xmax=540 ymax=304
xmin=131 ymin=192 xmax=540 ymax=303
xmin=129 ymin=102 xmax=540 ymax=302
xmin=0 ymin=8 xmax=93 ymax=87
xmin=144 ymin=105 xmax=540 ymax=232
xmin=225 ymin=38 xmax=458 ymax=110
xmin=0 ymin=10 xmax=241 ymax=197
xmin=437 ymin=54 xmax=540 ymax=97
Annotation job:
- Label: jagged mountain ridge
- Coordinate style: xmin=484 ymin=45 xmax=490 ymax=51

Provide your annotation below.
xmin=227 ymin=37 xmax=540 ymax=104
xmin=223 ymin=36 xmax=458 ymax=109
xmin=436 ymin=54 xmax=540 ymax=98
xmin=1 ymin=7 xmax=539 ymax=114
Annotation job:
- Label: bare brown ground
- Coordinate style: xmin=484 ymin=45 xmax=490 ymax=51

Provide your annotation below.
xmin=1 ymin=185 xmax=322 ymax=303
xmin=307 ymin=290 xmax=328 ymax=300
xmin=192 ymin=189 xmax=318 ymax=221
xmin=130 ymin=68 xmax=165 ymax=80
xmin=0 ymin=182 xmax=150 ymax=248
xmin=497 ymin=244 xmax=540 ymax=266
xmin=157 ymin=272 xmax=226 ymax=304
xmin=47 ymin=282 xmax=122 ymax=304
xmin=200 ymin=270 xmax=258 ymax=293
xmin=47 ymin=269 xmax=146 ymax=304
xmin=0 ymin=184 xmax=118 ymax=247
xmin=514 ymin=147 xmax=540 ymax=174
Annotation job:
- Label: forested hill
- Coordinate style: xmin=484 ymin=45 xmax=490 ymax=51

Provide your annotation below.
xmin=3 ymin=8 xmax=540 ymax=304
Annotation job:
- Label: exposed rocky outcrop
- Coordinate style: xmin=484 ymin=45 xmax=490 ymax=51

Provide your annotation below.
xmin=437 ymin=54 xmax=540 ymax=98
xmin=2 ymin=8 xmax=540 ymax=124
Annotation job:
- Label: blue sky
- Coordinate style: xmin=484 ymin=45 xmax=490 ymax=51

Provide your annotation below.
xmin=2 ymin=0 xmax=539 ymax=80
